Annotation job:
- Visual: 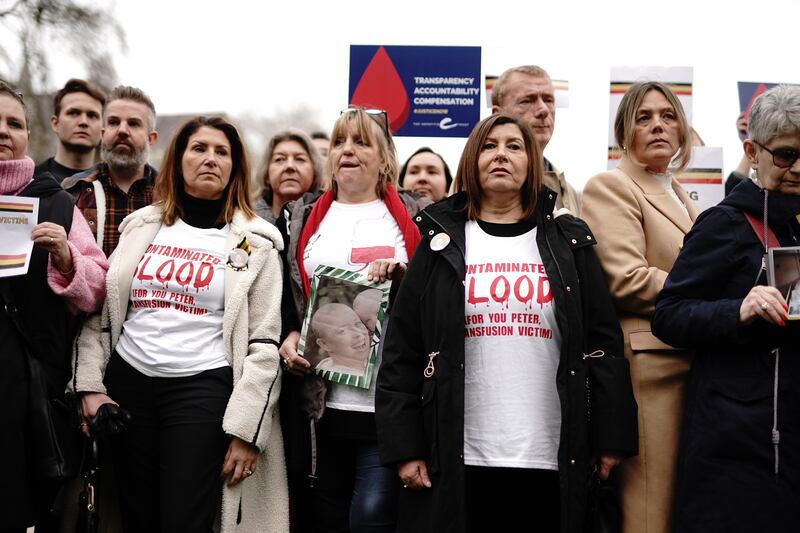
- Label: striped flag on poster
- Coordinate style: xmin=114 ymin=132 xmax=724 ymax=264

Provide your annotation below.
xmin=0 ymin=195 xmax=40 ymax=278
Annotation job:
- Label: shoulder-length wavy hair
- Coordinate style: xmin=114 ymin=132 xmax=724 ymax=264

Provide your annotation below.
xmin=614 ymin=81 xmax=692 ymax=172
xmin=328 ymin=108 xmax=399 ymax=199
xmin=255 ymin=128 xmax=323 ymax=206
xmin=154 ymin=116 xmax=255 ymax=225
xmin=454 ymin=114 xmax=542 ymax=222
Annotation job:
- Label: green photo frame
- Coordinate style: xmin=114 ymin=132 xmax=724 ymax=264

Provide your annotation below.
xmin=298 ymin=265 xmax=391 ymax=388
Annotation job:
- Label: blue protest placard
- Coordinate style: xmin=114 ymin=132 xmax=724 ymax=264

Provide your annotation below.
xmin=738 ymin=82 xmax=780 ymax=117
xmin=349 ymin=45 xmax=481 ymax=138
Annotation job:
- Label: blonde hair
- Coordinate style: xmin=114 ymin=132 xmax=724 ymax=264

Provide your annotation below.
xmin=615 ymin=81 xmax=692 ymax=172
xmin=327 ymin=108 xmax=399 ymax=199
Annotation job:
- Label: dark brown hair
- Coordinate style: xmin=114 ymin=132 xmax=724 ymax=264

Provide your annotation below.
xmin=154 ymin=116 xmax=255 ymax=225
xmin=53 ymin=78 xmax=106 ymax=117
xmin=454 ymin=114 xmax=542 ymax=221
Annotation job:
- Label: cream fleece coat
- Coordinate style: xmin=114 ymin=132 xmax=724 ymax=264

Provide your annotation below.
xmin=73 ymin=205 xmax=289 ymax=533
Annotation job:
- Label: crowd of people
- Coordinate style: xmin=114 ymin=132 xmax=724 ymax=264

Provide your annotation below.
xmin=1 ymin=64 xmax=798 ymax=533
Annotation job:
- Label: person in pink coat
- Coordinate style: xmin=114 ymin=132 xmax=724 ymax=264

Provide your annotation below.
xmin=0 ymin=80 xmax=107 ymax=532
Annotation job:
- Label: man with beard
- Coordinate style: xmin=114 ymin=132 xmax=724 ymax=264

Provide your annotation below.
xmin=63 ymin=85 xmax=158 ymax=256
xmin=35 ymin=78 xmax=106 ymax=182
xmin=492 ymin=65 xmax=580 ymax=214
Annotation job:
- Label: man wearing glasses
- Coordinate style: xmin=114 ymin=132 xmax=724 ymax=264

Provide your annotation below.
xmin=491 ymin=65 xmax=580 ymax=215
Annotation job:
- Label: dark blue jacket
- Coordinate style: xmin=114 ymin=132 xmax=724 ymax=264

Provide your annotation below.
xmin=653 ymin=179 xmax=800 ymax=533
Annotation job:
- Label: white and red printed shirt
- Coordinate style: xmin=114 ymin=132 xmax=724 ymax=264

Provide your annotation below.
xmin=463 ymin=220 xmax=562 ymax=470
xmin=116 ymin=219 xmax=229 ymax=377
xmin=303 ymin=200 xmax=407 ymax=412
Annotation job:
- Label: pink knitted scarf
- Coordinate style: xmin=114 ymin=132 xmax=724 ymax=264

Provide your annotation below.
xmin=0 ymin=156 xmax=35 ymax=196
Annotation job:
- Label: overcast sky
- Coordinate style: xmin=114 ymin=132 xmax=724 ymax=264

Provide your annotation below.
xmin=49 ymin=0 xmax=800 ymax=191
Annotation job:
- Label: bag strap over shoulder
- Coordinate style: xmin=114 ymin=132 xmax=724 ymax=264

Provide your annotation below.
xmin=744 ymin=211 xmax=779 ymax=250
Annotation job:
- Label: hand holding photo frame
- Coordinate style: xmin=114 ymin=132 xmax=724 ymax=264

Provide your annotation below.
xmin=767 ymin=246 xmax=800 ymax=319
xmin=298 ymin=265 xmax=391 ymax=388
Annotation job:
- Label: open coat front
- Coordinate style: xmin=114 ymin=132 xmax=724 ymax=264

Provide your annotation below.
xmin=376 ymin=190 xmax=638 ymax=533
xmin=73 ymin=205 xmax=289 ymax=533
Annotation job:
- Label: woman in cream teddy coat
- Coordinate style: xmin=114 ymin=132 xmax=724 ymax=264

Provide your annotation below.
xmin=74 ymin=116 xmax=288 ymax=532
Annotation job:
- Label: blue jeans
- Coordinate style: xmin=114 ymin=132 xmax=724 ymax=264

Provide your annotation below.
xmin=312 ymin=410 xmax=398 ymax=533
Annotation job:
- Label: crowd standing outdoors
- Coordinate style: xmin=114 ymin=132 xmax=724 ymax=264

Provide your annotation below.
xmin=1 ymin=63 xmax=799 ymax=533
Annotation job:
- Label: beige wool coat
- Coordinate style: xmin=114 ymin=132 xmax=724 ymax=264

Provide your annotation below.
xmin=581 ymin=155 xmax=699 ymax=533
xmin=73 ymin=205 xmax=289 ymax=533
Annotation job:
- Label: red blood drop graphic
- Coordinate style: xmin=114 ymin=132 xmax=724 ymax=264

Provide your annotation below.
xmin=745 ymin=83 xmax=769 ymax=120
xmin=351 ymin=46 xmax=410 ymax=132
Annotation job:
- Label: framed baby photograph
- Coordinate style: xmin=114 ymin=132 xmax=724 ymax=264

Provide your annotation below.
xmin=767 ymin=246 xmax=800 ymax=320
xmin=298 ymin=265 xmax=391 ymax=388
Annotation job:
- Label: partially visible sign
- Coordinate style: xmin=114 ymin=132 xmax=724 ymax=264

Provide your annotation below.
xmin=0 ymin=195 xmax=40 ymax=278
xmin=608 ymin=66 xmax=693 ymax=169
xmin=738 ymin=81 xmax=780 ymax=118
xmin=349 ymin=45 xmax=481 ymax=138
xmin=674 ymin=147 xmax=724 ymax=214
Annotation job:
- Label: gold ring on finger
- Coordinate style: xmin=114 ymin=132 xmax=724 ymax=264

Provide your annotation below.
xmin=761 ymin=302 xmax=770 ymax=311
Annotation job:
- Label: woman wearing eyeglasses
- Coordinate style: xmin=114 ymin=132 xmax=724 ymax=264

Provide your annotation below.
xmin=580 ymin=81 xmax=699 ymax=533
xmin=277 ymin=107 xmax=428 ymax=532
xmin=652 ymin=85 xmax=800 ymax=533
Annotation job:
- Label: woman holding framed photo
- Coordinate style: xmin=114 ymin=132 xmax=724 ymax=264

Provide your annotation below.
xmin=277 ymin=107 xmax=426 ymax=532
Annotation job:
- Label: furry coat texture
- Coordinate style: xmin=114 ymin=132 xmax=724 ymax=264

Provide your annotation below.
xmin=73 ymin=205 xmax=289 ymax=532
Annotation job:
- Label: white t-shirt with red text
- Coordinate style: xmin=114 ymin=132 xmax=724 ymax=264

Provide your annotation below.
xmin=463 ymin=220 xmax=562 ymax=470
xmin=116 ymin=219 xmax=229 ymax=377
xmin=303 ymin=199 xmax=407 ymax=412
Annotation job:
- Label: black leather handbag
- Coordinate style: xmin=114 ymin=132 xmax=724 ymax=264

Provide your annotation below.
xmin=25 ymin=354 xmax=82 ymax=481
xmin=75 ymin=437 xmax=100 ymax=533
xmin=2 ymin=282 xmax=82 ymax=481
xmin=584 ymin=350 xmax=623 ymax=533
xmin=585 ymin=469 xmax=620 ymax=533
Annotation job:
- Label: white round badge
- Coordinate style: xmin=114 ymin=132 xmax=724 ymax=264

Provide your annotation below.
xmin=228 ymin=248 xmax=249 ymax=269
xmin=429 ymin=233 xmax=451 ymax=251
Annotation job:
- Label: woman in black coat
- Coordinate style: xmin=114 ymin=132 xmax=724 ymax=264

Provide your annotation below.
xmin=375 ymin=114 xmax=638 ymax=533
xmin=652 ymin=85 xmax=800 ymax=533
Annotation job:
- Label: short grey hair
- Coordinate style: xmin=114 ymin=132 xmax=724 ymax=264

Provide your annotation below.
xmin=492 ymin=65 xmax=551 ymax=107
xmin=748 ymin=85 xmax=800 ymax=145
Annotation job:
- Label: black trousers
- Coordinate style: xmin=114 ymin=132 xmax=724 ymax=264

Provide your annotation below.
xmin=104 ymin=353 xmax=232 ymax=533
xmin=465 ymin=466 xmax=560 ymax=533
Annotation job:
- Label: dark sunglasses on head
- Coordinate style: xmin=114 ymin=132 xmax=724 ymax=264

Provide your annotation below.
xmin=754 ymin=141 xmax=800 ymax=169
xmin=340 ymin=106 xmax=390 ymax=138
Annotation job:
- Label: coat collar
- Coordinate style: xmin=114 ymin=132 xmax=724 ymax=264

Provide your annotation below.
xmin=616 ymin=156 xmax=698 ymax=233
xmin=414 ymin=187 xmax=558 ymax=280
